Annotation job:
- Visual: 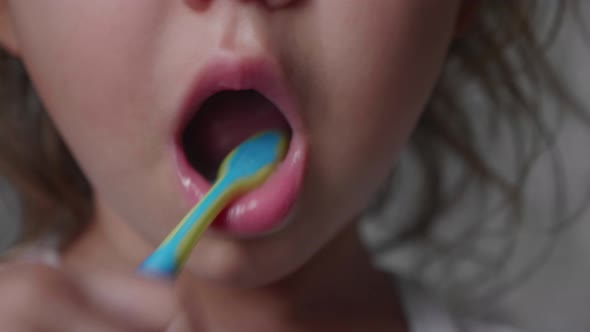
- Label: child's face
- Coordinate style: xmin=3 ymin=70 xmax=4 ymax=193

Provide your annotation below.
xmin=2 ymin=1 xmax=461 ymax=285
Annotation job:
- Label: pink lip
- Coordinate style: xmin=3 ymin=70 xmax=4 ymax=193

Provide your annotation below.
xmin=171 ymin=54 xmax=307 ymax=235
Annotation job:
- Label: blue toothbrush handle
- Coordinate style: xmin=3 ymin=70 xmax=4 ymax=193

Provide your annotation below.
xmin=138 ymin=131 xmax=288 ymax=279
xmin=138 ymin=176 xmax=235 ymax=278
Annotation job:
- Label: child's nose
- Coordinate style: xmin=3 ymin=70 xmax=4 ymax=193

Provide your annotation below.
xmin=186 ymin=0 xmax=298 ymax=10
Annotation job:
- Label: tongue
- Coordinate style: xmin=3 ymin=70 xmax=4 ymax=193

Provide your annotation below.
xmin=183 ymin=90 xmax=290 ymax=180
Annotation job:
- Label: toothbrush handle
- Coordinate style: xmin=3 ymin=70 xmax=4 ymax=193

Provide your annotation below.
xmin=138 ymin=176 xmax=236 ymax=278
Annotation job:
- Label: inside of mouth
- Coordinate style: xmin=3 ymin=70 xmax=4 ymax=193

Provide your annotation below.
xmin=182 ymin=90 xmax=292 ymax=182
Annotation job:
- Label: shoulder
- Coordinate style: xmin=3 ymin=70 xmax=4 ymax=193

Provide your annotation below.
xmin=397 ymin=279 xmax=525 ymax=332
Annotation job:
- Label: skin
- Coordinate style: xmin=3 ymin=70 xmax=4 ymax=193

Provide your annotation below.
xmin=0 ymin=0 xmax=464 ymax=331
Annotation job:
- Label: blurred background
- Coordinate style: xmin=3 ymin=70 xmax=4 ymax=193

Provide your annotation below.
xmin=1 ymin=3 xmax=590 ymax=332
xmin=497 ymin=6 xmax=590 ymax=330
xmin=363 ymin=5 xmax=590 ymax=332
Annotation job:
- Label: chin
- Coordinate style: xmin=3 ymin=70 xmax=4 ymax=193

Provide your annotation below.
xmin=182 ymin=224 xmax=319 ymax=288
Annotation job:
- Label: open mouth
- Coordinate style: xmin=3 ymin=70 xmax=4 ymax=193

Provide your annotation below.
xmin=171 ymin=57 xmax=307 ymax=236
xmin=182 ymin=90 xmax=292 ymax=182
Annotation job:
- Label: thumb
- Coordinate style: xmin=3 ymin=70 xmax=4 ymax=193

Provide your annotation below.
xmin=78 ymin=270 xmax=178 ymax=330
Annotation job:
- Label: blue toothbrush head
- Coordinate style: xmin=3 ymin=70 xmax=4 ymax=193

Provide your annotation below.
xmin=218 ymin=130 xmax=289 ymax=182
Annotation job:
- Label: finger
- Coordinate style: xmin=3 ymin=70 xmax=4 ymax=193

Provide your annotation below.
xmin=166 ymin=305 xmax=207 ymax=332
xmin=174 ymin=274 xmax=206 ymax=331
xmin=0 ymin=263 xmax=87 ymax=330
xmin=52 ymin=311 xmax=134 ymax=332
xmin=166 ymin=312 xmax=194 ymax=332
xmin=3 ymin=312 xmax=118 ymax=332
xmin=4 ymin=288 xmax=128 ymax=332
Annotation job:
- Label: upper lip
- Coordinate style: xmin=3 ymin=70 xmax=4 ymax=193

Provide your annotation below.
xmin=174 ymin=53 xmax=303 ymax=146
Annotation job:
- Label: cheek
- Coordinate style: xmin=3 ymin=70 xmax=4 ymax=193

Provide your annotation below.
xmin=8 ymin=2 xmax=167 ymax=177
xmin=293 ymin=1 xmax=460 ymax=208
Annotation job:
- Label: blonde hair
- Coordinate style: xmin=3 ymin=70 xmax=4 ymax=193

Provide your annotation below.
xmin=0 ymin=2 xmax=585 ymax=260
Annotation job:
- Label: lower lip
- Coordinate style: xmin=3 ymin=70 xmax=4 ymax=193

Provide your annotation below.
xmin=172 ymin=133 xmax=307 ymax=235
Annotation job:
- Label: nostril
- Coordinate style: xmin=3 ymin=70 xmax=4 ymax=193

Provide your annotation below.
xmin=185 ymin=0 xmax=297 ymax=11
xmin=264 ymin=0 xmax=295 ymax=8
xmin=184 ymin=0 xmax=211 ymax=11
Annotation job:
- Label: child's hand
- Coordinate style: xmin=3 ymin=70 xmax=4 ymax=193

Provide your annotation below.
xmin=0 ymin=263 xmax=201 ymax=332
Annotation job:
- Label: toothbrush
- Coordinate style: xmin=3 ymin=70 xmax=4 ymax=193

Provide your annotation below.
xmin=139 ymin=130 xmax=289 ymax=278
